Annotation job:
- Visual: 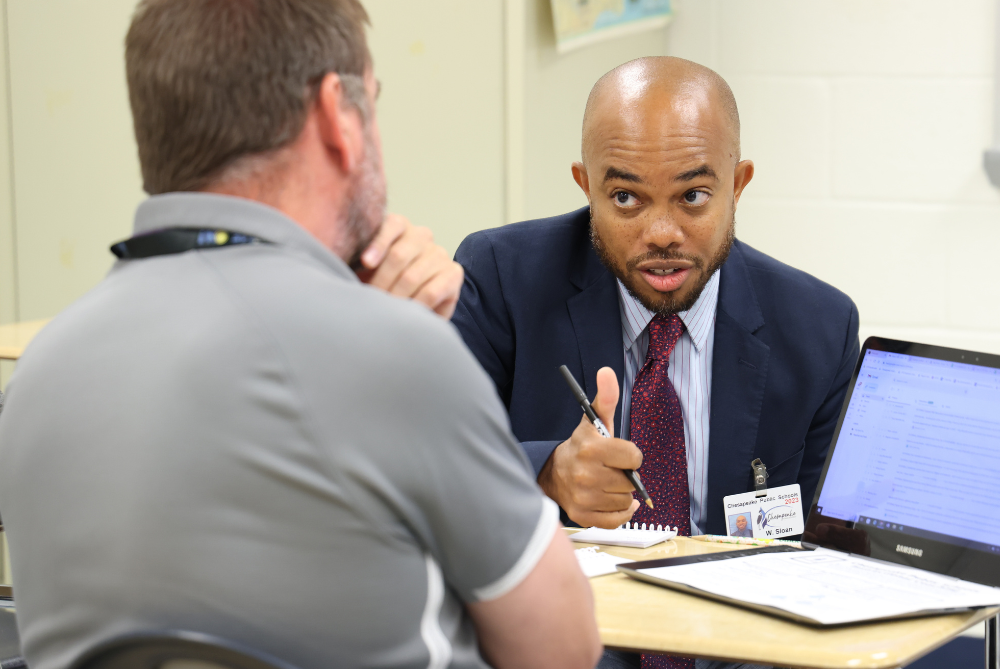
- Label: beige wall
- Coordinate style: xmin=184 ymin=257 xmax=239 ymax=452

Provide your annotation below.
xmin=664 ymin=0 xmax=1000 ymax=353
xmin=0 ymin=0 xmax=997 ymax=371
xmin=0 ymin=2 xmax=14 ymax=327
xmin=6 ymin=0 xmax=144 ymax=323
xmin=365 ymin=0 xmax=506 ymax=256
xmin=519 ymin=0 xmax=672 ymax=221
xmin=0 ymin=0 xmax=512 ymax=338
xmin=0 ymin=1 xmax=14 ymax=390
xmin=0 ymin=0 xmax=660 ymax=335
xmin=367 ymin=0 xmax=673 ymax=244
xmin=0 ymin=0 xmax=669 ymax=389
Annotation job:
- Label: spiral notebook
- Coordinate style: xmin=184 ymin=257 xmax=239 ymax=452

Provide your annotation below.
xmin=570 ymin=523 xmax=678 ymax=549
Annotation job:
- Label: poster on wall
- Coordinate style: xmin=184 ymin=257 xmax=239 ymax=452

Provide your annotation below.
xmin=550 ymin=0 xmax=673 ymax=54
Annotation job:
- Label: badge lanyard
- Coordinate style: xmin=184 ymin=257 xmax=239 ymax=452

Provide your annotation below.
xmin=110 ymin=228 xmax=268 ymax=260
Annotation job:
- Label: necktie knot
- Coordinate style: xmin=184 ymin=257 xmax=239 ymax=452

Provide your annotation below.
xmin=647 ymin=313 xmax=684 ymax=361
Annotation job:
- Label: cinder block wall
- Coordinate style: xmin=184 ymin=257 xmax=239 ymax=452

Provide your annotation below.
xmin=666 ymin=0 xmax=1000 ymax=352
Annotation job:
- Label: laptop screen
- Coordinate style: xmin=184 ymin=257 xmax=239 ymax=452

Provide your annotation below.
xmin=805 ymin=338 xmax=1000 ymax=587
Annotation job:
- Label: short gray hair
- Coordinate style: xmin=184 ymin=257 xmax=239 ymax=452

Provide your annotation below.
xmin=126 ymin=0 xmax=372 ymax=194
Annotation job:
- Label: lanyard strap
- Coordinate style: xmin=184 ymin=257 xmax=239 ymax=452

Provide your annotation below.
xmin=110 ymin=228 xmax=268 ymax=259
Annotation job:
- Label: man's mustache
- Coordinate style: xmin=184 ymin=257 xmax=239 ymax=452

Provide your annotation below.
xmin=625 ymin=249 xmax=704 ymax=273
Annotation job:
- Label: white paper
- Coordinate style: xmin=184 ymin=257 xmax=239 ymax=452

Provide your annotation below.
xmin=575 ymin=546 xmax=630 ymax=578
xmin=635 ymin=548 xmax=1000 ymax=625
xmin=570 ymin=525 xmax=677 ymax=548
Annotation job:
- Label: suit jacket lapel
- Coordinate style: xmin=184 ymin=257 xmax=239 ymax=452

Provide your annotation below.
xmin=706 ymin=241 xmax=770 ymax=534
xmin=565 ymin=210 xmax=625 ymax=433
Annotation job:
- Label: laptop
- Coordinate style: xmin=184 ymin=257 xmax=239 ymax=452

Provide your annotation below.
xmin=617 ymin=337 xmax=1000 ymax=625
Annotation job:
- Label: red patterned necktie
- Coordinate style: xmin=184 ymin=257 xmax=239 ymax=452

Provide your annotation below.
xmin=628 ymin=313 xmax=693 ymax=669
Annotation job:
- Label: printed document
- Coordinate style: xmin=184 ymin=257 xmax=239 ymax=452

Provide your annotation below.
xmin=632 ymin=548 xmax=1000 ymax=625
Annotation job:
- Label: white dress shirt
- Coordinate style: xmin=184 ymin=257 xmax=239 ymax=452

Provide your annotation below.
xmin=617 ymin=270 xmax=719 ymax=535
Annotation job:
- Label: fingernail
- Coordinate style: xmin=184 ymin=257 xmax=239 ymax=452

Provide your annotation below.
xmin=362 ymin=247 xmax=379 ymax=267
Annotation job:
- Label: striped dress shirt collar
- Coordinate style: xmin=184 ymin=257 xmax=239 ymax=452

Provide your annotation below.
xmin=618 ymin=270 xmax=720 ymax=354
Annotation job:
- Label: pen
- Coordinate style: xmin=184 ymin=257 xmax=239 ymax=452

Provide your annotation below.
xmin=558 ymin=365 xmax=654 ymax=510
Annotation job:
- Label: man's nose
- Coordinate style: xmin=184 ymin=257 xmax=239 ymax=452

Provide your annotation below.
xmin=640 ymin=211 xmax=685 ymax=249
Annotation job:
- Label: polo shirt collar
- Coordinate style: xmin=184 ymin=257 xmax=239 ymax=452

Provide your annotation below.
xmin=132 ymin=192 xmax=358 ymax=282
xmin=617 ymin=269 xmax=721 ymax=353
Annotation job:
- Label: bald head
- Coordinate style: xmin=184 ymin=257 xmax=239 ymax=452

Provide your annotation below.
xmin=571 ymin=55 xmax=754 ymax=318
xmin=582 ymin=57 xmax=740 ymax=164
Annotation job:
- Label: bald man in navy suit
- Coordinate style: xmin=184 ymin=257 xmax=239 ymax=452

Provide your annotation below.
xmin=455 ymin=58 xmax=857 ymax=669
xmin=452 ymin=58 xmax=859 ymax=544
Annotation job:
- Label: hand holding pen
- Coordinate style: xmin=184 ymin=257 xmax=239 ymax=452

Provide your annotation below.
xmin=559 ymin=366 xmax=653 ymax=510
xmin=536 ymin=366 xmax=647 ymax=529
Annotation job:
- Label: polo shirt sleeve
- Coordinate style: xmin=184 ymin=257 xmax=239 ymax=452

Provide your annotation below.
xmin=316 ymin=304 xmax=559 ymax=604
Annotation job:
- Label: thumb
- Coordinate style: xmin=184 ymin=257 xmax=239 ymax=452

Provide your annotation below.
xmin=592 ymin=366 xmax=620 ymax=437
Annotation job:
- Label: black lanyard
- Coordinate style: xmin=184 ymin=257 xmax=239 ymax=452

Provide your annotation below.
xmin=110 ymin=228 xmax=268 ymax=259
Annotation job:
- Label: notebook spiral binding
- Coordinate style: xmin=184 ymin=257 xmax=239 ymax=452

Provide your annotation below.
xmin=619 ymin=522 xmax=679 ymax=533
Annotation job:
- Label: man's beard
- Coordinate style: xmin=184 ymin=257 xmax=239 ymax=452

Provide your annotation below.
xmin=591 ymin=213 xmax=735 ymax=315
xmin=342 ymin=129 xmax=388 ymax=270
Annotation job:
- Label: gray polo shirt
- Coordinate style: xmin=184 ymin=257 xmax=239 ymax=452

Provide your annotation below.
xmin=0 ymin=193 xmax=558 ymax=669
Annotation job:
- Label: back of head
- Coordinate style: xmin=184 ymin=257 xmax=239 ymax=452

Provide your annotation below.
xmin=126 ymin=0 xmax=370 ymax=195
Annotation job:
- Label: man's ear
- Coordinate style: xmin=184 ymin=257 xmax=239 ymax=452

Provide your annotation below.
xmin=315 ymin=72 xmax=365 ymax=175
xmin=571 ymin=162 xmax=591 ymax=202
xmin=733 ymin=159 xmax=754 ymax=206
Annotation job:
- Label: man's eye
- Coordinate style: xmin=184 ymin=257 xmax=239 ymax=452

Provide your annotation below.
xmin=683 ymin=190 xmax=709 ymax=206
xmin=614 ymin=191 xmax=638 ymax=207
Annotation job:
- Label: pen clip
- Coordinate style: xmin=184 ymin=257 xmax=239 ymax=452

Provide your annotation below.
xmin=751 ymin=458 xmax=768 ymax=498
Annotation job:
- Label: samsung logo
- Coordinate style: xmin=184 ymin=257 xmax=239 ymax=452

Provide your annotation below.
xmin=896 ymin=544 xmax=923 ymax=557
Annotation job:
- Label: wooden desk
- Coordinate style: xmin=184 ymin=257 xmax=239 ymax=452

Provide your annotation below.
xmin=574 ymin=534 xmax=997 ymax=669
xmin=0 ymin=319 xmax=49 ymax=361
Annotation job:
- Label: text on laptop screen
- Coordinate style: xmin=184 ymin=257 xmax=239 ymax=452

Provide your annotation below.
xmin=816 ymin=349 xmax=1000 ymax=551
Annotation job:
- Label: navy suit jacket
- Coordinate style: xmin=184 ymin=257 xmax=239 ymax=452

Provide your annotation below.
xmin=452 ymin=207 xmax=860 ymax=535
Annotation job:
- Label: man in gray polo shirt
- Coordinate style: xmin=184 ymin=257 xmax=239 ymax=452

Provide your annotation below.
xmin=0 ymin=2 xmax=601 ymax=669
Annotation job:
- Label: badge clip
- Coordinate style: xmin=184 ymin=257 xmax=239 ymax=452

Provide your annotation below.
xmin=751 ymin=458 xmax=769 ymax=498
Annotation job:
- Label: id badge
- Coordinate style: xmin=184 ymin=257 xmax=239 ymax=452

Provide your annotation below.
xmin=722 ymin=484 xmax=804 ymax=539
